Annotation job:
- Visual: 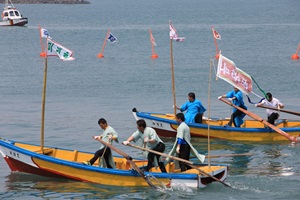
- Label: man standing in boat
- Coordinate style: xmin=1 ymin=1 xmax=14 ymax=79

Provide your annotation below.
xmin=165 ymin=113 xmax=205 ymax=172
xmin=175 ymin=92 xmax=206 ymax=123
xmin=83 ymin=118 xmax=119 ymax=168
xmin=218 ymin=87 xmax=247 ymax=127
xmin=122 ymin=119 xmax=167 ymax=173
xmin=255 ymin=92 xmax=284 ymax=125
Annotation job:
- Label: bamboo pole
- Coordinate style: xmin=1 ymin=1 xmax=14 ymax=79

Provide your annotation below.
xmin=40 ymin=55 xmax=48 ymax=153
xmin=207 ymin=57 xmax=213 ymax=167
xmin=97 ymin=29 xmax=110 ymax=58
xmin=170 ymin=39 xmax=176 ymax=116
xmin=257 ymin=105 xmax=300 ymax=117
xmin=295 ymin=44 xmax=300 ymax=55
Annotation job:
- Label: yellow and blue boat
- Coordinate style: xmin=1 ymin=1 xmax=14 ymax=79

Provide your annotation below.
xmin=0 ymin=138 xmax=228 ymax=188
xmin=132 ymin=108 xmax=300 ymax=142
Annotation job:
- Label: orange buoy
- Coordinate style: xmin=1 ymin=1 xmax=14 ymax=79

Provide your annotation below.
xmin=215 ymin=53 xmax=220 ymax=59
xmin=97 ymin=53 xmax=104 ymax=58
xmin=39 ymin=52 xmax=46 ymax=57
xmin=292 ymin=44 xmax=300 ymax=60
xmin=291 ymin=54 xmax=299 ymax=60
xmin=151 ymin=54 xmax=158 ymax=59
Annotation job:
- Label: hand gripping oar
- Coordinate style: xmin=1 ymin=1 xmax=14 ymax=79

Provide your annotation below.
xmin=257 ymin=105 xmax=300 ymax=117
xmin=125 ymin=143 xmax=231 ymax=188
xmin=219 ymin=98 xmax=300 ymax=143
xmin=96 ymin=138 xmax=157 ymax=189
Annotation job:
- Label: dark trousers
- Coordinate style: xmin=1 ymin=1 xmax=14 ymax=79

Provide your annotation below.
xmin=178 ymin=144 xmax=191 ymax=172
xmin=146 ymin=142 xmax=167 ymax=173
xmin=194 ymin=113 xmax=203 ymax=123
xmin=89 ymin=147 xmax=113 ymax=168
xmin=228 ymin=109 xmax=244 ymax=127
xmin=268 ymin=113 xmax=279 ymax=125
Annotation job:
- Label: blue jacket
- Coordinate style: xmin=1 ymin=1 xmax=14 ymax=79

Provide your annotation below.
xmin=226 ymin=90 xmax=247 ymax=127
xmin=180 ymin=99 xmax=206 ymax=123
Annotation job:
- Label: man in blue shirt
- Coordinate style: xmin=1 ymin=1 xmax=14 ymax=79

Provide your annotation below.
xmin=176 ymin=92 xmax=206 ymax=123
xmin=218 ymin=87 xmax=247 ymax=127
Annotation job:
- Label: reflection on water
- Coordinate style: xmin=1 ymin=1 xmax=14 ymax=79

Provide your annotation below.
xmin=2 ymin=172 xmax=200 ymax=199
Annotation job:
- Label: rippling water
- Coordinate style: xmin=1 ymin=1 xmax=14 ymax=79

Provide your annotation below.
xmin=0 ymin=0 xmax=300 ymax=199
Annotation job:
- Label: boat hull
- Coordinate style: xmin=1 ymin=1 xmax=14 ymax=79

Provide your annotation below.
xmin=132 ymin=109 xmax=300 ymax=142
xmin=0 ymin=139 xmax=228 ymax=188
xmin=0 ymin=18 xmax=28 ymax=26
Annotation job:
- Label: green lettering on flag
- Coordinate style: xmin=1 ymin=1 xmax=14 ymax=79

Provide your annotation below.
xmin=56 ymin=47 xmax=62 ymax=54
xmin=48 ymin=42 xmax=54 ymax=52
xmin=63 ymin=52 xmax=69 ymax=58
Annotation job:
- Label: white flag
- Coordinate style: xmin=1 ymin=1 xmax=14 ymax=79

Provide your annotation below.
xmin=47 ymin=38 xmax=75 ymax=61
xmin=40 ymin=27 xmax=51 ymax=39
xmin=169 ymin=21 xmax=185 ymax=42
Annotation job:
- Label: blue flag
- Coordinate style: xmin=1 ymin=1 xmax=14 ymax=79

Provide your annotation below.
xmin=107 ymin=33 xmax=118 ymax=43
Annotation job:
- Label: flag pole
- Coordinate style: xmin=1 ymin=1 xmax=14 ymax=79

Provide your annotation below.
xmin=291 ymin=44 xmax=300 ymax=60
xmin=97 ymin=29 xmax=110 ymax=58
xmin=207 ymin=57 xmax=213 ymax=168
xmin=39 ymin=25 xmax=46 ymax=57
xmin=170 ymin=38 xmax=176 ymax=116
xmin=149 ymin=29 xmax=158 ymax=59
xmin=40 ymin=39 xmax=48 ymax=153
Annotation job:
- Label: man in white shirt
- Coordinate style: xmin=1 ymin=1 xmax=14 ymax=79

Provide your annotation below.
xmin=122 ymin=119 xmax=167 ymax=173
xmin=255 ymin=92 xmax=284 ymax=125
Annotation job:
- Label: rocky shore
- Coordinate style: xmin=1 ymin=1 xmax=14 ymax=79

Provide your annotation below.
xmin=0 ymin=0 xmax=90 ymax=4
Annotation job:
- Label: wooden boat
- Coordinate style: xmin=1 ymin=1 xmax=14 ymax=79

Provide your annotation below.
xmin=0 ymin=0 xmax=28 ymax=26
xmin=0 ymin=138 xmax=228 ymax=188
xmin=132 ymin=108 xmax=300 ymax=142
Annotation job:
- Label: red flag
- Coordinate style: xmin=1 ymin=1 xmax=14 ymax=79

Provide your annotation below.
xmin=149 ymin=30 xmax=157 ymax=46
xmin=212 ymin=27 xmax=221 ymax=40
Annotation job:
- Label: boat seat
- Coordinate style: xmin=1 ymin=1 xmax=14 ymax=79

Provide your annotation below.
xmin=35 ymin=148 xmax=53 ymax=155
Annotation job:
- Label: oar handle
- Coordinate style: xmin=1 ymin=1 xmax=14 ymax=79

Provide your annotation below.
xmin=257 ymin=105 xmax=300 ymax=117
xmin=126 ymin=143 xmax=193 ymax=165
xmin=205 ymin=153 xmax=253 ymax=158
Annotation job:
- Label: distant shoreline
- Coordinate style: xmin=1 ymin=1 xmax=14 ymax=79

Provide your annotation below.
xmin=0 ymin=0 xmax=90 ymax=4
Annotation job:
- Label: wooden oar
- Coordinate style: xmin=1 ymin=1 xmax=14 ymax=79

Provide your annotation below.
xmin=125 ymin=143 xmax=231 ymax=188
xmin=257 ymin=105 xmax=300 ymax=117
xmin=219 ymin=98 xmax=300 ymax=143
xmin=205 ymin=153 xmax=253 ymax=158
xmin=96 ymin=139 xmax=157 ymax=189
